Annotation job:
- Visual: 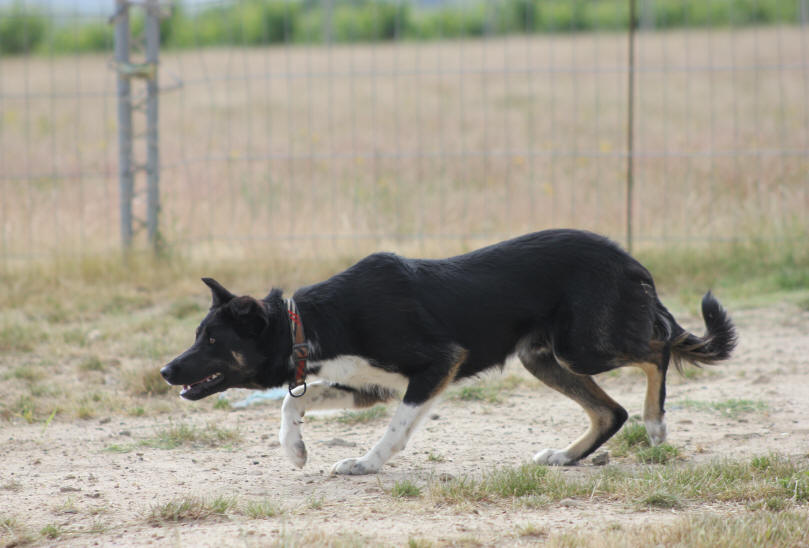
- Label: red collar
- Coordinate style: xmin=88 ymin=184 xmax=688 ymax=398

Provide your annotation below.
xmin=285 ymin=298 xmax=309 ymax=397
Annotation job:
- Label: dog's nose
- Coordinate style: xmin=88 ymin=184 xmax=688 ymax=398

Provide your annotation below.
xmin=160 ymin=365 xmax=173 ymax=382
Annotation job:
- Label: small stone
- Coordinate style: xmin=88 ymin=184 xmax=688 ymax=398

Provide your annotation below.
xmin=99 ymin=417 xmax=111 ymax=425
xmin=430 ymin=414 xmax=440 ymax=420
xmin=559 ymin=498 xmax=583 ymax=508
xmin=591 ymin=451 xmax=610 ymax=466
xmin=321 ymin=438 xmax=357 ymax=448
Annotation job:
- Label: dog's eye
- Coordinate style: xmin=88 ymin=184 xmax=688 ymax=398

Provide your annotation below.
xmin=209 ymin=337 xmax=216 ymax=345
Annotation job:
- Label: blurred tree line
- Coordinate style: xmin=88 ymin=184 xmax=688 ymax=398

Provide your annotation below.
xmin=1 ymin=0 xmax=803 ymax=55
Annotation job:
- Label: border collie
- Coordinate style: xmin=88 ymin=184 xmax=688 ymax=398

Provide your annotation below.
xmin=161 ymin=229 xmax=737 ymax=475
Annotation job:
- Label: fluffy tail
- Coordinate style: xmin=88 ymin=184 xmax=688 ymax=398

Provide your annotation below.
xmin=655 ymin=292 xmax=738 ymax=372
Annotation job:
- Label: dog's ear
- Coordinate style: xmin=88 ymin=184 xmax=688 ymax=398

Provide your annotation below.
xmin=202 ymin=277 xmax=236 ymax=308
xmin=228 ymin=296 xmax=269 ymax=334
xmin=263 ymin=288 xmax=284 ymax=305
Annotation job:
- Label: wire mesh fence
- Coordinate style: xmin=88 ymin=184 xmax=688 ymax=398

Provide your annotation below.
xmin=1 ymin=0 xmax=808 ymax=267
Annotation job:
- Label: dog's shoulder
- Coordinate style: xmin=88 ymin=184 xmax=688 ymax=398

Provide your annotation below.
xmin=353 ymin=251 xmax=413 ymax=273
xmin=340 ymin=251 xmax=418 ymax=290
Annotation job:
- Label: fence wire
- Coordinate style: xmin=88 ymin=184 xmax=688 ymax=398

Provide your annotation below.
xmin=1 ymin=0 xmax=808 ymax=266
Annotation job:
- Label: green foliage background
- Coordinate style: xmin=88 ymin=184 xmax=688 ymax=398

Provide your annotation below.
xmin=1 ymin=0 xmax=804 ymax=55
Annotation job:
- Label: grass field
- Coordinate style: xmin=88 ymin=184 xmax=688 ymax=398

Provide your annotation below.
xmin=1 ymin=27 xmax=808 ymax=265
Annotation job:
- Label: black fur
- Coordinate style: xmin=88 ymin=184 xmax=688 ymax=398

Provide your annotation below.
xmin=162 ymin=229 xmax=737 ymax=461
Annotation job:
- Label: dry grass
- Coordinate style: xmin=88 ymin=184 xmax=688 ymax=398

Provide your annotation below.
xmin=1 ymin=28 xmax=807 ymax=263
xmin=1 ymin=516 xmax=35 ymax=546
xmin=429 ymin=455 xmax=809 ymax=510
xmin=547 ymin=510 xmax=809 ymax=548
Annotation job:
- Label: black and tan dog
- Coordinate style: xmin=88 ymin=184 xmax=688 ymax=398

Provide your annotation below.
xmin=161 ymin=229 xmax=737 ymax=475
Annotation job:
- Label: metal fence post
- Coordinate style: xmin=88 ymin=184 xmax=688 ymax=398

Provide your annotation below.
xmin=113 ymin=0 xmax=161 ymax=255
xmin=145 ymin=0 xmax=160 ymax=251
xmin=626 ymin=0 xmax=637 ymax=253
xmin=114 ymin=0 xmax=134 ymax=251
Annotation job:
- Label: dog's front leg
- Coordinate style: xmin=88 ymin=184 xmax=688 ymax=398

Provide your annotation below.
xmin=330 ymin=399 xmax=435 ymax=475
xmin=279 ymin=381 xmax=356 ymax=468
xmin=329 ymin=347 xmax=467 ymax=475
xmin=279 ymin=381 xmax=397 ymax=468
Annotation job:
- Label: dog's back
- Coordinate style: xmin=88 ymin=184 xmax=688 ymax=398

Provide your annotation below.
xmin=305 ymin=230 xmax=659 ymax=380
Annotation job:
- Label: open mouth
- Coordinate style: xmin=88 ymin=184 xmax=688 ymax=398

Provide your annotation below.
xmin=180 ymin=372 xmax=225 ymax=400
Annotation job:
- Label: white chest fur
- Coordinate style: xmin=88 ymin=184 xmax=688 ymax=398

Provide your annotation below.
xmin=312 ymin=355 xmax=409 ymax=392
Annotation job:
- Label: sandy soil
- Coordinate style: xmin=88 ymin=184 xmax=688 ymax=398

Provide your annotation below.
xmin=1 ymin=302 xmax=808 ymax=547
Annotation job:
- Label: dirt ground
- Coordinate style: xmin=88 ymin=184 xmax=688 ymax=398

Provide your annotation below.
xmin=2 ymin=301 xmax=808 ymax=547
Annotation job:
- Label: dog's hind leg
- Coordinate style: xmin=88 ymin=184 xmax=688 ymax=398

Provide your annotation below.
xmin=280 ymin=381 xmax=397 ymax=468
xmin=519 ymin=349 xmax=628 ymax=465
xmin=634 ymin=361 xmax=667 ymax=445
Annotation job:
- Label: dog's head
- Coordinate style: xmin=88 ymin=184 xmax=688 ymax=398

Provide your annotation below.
xmin=160 ymin=278 xmax=291 ymax=400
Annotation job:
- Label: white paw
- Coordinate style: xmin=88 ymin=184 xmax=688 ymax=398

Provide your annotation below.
xmin=533 ymin=448 xmax=575 ymax=466
xmin=645 ymin=420 xmax=667 ymax=446
xmin=279 ymin=420 xmax=307 ymax=468
xmin=330 ymin=457 xmax=380 ymax=476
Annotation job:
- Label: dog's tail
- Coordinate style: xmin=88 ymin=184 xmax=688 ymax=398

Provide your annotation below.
xmin=653 ymin=292 xmax=737 ymax=373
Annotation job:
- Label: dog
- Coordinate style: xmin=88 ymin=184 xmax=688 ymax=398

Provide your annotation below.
xmin=161 ymin=229 xmax=737 ymax=475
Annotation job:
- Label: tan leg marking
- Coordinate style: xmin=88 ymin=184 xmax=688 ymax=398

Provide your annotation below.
xmin=635 ymin=361 xmax=666 ymax=445
xmin=429 ymin=348 xmax=468 ymax=399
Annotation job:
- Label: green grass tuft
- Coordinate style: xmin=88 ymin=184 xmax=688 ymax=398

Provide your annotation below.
xmin=39 ymin=523 xmax=62 ymax=539
xmin=0 ymin=324 xmax=46 ymax=352
xmin=453 ymin=385 xmax=499 ymax=403
xmin=7 ymin=365 xmax=44 ymax=382
xmin=336 ymin=405 xmax=388 ymax=425
xmin=213 ymin=397 xmax=231 ymax=410
xmin=78 ymin=355 xmax=105 ymax=372
xmin=305 ymin=496 xmax=324 ymax=510
xmin=609 ymin=421 xmax=650 ymax=457
xmin=141 ymin=422 xmax=242 ymax=449
xmin=1 ymin=516 xmax=34 ymax=546
xmin=635 ymin=443 xmax=679 ymax=464
xmin=104 ymin=444 xmax=133 ymax=453
xmin=639 ymin=490 xmax=682 ymax=509
xmin=447 ymin=375 xmax=526 ymax=404
xmin=244 ymin=499 xmax=282 ymax=519
xmin=679 ymin=398 xmax=767 ymax=419
xmin=122 ymin=366 xmax=173 ymax=397
xmin=147 ymin=496 xmax=236 ymax=525
xmin=390 ymin=480 xmax=421 ymax=498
